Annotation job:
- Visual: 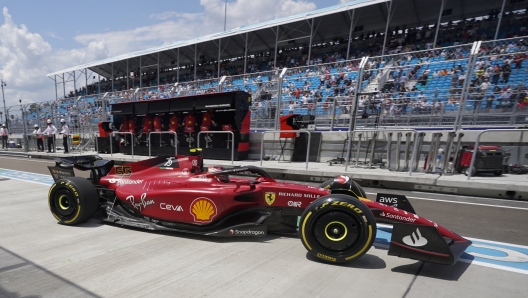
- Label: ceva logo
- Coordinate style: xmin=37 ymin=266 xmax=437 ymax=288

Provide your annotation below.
xmin=402 ymin=228 xmax=428 ymax=247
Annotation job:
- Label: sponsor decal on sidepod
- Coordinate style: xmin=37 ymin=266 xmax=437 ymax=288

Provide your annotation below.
xmin=229 ymin=229 xmax=265 ymax=236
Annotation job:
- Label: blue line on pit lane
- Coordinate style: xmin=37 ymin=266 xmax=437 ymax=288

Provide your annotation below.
xmin=0 ymin=168 xmax=55 ymax=185
xmin=2 ymin=168 xmax=528 ymax=274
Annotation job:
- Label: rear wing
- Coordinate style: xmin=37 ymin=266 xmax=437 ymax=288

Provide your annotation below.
xmin=388 ymin=223 xmax=472 ymax=265
xmin=47 ymin=155 xmax=114 ymax=182
xmin=48 ymin=165 xmax=75 ymax=182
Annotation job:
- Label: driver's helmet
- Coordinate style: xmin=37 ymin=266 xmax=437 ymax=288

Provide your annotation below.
xmin=208 ymin=166 xmax=229 ymax=182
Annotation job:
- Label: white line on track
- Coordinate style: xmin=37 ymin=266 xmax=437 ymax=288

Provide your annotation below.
xmin=0 ymin=174 xmax=52 ymax=186
xmin=0 ymin=156 xmax=55 ymax=163
xmin=412 ymin=191 xmax=528 ymax=204
xmin=0 ymin=168 xmax=50 ymax=177
xmin=366 ymin=192 xmax=528 ymax=211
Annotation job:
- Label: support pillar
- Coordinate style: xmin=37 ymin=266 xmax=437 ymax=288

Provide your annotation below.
xmin=346 ymin=9 xmax=356 ymax=60
xmin=381 ymin=0 xmax=394 ymax=56
xmin=494 ymin=0 xmax=507 ymax=40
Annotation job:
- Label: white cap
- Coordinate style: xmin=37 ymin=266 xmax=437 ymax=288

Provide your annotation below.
xmin=34 ymin=124 xmax=39 ymax=127
xmin=47 ymin=119 xmax=52 ymax=124
xmin=1 ymin=123 xmax=5 ymax=127
xmin=60 ymin=118 xmax=66 ymax=123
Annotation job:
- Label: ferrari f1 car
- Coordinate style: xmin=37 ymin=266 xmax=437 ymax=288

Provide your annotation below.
xmin=47 ymin=149 xmax=471 ymax=265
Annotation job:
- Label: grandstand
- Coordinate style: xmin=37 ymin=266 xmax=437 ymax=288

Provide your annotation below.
xmin=4 ymin=0 xmax=528 ymax=133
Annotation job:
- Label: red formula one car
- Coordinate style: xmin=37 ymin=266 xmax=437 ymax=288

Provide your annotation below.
xmin=47 ymin=149 xmax=471 ymax=265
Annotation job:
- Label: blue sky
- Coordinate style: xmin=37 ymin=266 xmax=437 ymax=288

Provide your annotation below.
xmin=0 ymin=0 xmax=350 ymax=108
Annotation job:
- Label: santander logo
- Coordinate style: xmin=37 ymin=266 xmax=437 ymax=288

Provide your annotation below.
xmin=402 ymin=228 xmax=428 ymax=247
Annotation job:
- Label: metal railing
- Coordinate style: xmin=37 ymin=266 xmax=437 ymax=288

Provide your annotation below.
xmin=147 ymin=131 xmax=178 ymax=157
xmin=259 ymin=130 xmax=311 ymax=170
xmin=196 ymin=131 xmax=236 ymax=164
xmin=466 ymin=129 xmax=528 ymax=180
xmin=110 ymin=132 xmax=134 ymax=158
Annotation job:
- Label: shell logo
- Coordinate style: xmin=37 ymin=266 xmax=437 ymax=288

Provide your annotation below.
xmin=190 ymin=197 xmax=217 ymax=223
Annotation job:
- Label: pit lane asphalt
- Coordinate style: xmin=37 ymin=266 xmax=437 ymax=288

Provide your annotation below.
xmin=1 ymin=155 xmax=528 ymax=297
xmin=1 ymin=155 xmax=527 ymax=246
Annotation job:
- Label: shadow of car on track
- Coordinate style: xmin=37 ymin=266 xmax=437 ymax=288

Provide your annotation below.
xmin=305 ymin=252 xmax=387 ymax=269
xmin=101 ymin=220 xmax=287 ymax=244
xmin=53 ymin=213 xmax=106 ymax=228
xmin=391 ymin=260 xmax=471 ymax=281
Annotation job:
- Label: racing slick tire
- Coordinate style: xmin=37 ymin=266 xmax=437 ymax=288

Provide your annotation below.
xmin=48 ymin=177 xmax=99 ymax=225
xmin=300 ymin=194 xmax=376 ymax=264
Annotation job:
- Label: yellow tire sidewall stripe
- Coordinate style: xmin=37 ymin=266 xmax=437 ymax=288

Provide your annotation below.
xmin=301 ymin=211 xmax=313 ymax=251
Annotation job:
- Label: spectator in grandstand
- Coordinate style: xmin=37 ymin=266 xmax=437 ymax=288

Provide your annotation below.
xmin=514 ymin=54 xmax=525 ymax=69
xmin=440 ymin=69 xmax=448 ymax=76
xmin=498 ymin=89 xmax=514 ymax=108
xmin=446 ymin=96 xmax=459 ymax=110
xmin=288 ymin=101 xmax=296 ymax=115
xmin=389 ymin=102 xmax=402 ymax=116
xmin=491 ymin=65 xmax=501 ymax=85
xmin=501 ymin=64 xmax=512 ymax=83
xmin=479 ymin=78 xmax=492 ymax=94
xmin=485 ymin=95 xmax=495 ymax=110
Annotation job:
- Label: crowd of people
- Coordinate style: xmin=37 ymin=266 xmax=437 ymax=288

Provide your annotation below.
xmin=4 ymin=7 xmax=525 ymax=132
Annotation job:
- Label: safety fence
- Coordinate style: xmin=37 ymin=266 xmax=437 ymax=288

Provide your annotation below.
xmin=2 ymin=36 xmax=528 ymax=138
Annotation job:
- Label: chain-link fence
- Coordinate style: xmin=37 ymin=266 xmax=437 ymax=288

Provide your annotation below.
xmin=5 ymin=36 xmax=528 ymax=150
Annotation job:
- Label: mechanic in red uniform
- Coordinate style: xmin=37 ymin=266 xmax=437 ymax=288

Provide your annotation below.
xmin=139 ymin=114 xmax=153 ymax=145
xmin=182 ymin=111 xmax=197 ymax=147
xmin=152 ymin=113 xmax=163 ymax=146
xmin=128 ymin=115 xmax=138 ymax=145
xmin=200 ymin=109 xmax=218 ymax=147
xmin=168 ymin=112 xmax=180 ymax=147
xmin=119 ymin=116 xmax=130 ymax=146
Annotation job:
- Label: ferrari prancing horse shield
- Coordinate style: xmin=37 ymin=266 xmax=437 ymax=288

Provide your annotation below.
xmin=265 ymin=192 xmax=276 ymax=205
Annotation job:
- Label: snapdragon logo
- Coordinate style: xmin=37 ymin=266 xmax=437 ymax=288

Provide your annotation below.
xmin=229 ymin=229 xmax=264 ymax=236
xmin=402 ymin=228 xmax=428 ymax=247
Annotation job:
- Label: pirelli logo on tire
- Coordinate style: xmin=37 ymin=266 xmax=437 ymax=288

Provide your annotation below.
xmin=317 ymin=253 xmax=336 ymax=262
xmin=315 ymin=201 xmax=363 ymax=214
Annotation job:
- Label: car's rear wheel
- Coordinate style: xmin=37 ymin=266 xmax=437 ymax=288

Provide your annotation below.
xmin=48 ymin=177 xmax=99 ymax=225
xmin=300 ymin=194 xmax=376 ymax=264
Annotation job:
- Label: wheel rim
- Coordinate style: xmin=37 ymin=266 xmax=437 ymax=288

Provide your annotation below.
xmin=313 ymin=211 xmax=360 ymax=252
xmin=324 ymin=221 xmax=348 ymax=241
xmin=58 ymin=195 xmax=70 ymax=210
xmin=53 ymin=189 xmax=77 ymax=217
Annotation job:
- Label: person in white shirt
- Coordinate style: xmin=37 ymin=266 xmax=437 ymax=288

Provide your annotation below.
xmin=42 ymin=119 xmax=57 ymax=153
xmin=33 ymin=124 xmax=44 ymax=152
xmin=60 ymin=119 xmax=70 ymax=154
xmin=0 ymin=124 xmax=8 ymax=149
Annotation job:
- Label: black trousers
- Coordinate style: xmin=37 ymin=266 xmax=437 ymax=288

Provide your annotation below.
xmin=1 ymin=136 xmax=7 ymax=149
xmin=47 ymin=135 xmax=55 ymax=152
xmin=63 ymin=136 xmax=69 ymax=153
xmin=36 ymin=138 xmax=44 ymax=151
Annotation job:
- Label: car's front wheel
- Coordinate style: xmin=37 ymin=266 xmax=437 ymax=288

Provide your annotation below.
xmin=48 ymin=177 xmax=99 ymax=225
xmin=299 ymin=194 xmax=376 ymax=263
